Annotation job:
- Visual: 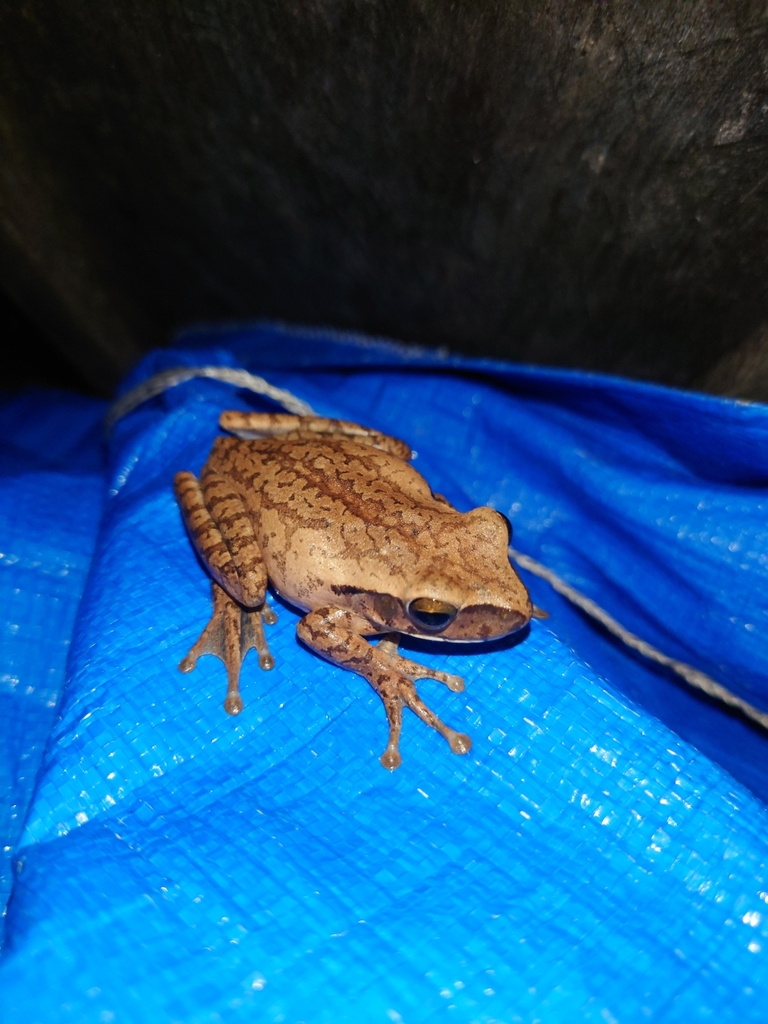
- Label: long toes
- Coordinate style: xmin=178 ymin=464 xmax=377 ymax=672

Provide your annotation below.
xmin=407 ymin=664 xmax=464 ymax=691
xmin=433 ymin=671 xmax=465 ymax=693
xmin=385 ymin=654 xmax=465 ymax=692
xmin=380 ymin=746 xmax=402 ymax=770
xmin=400 ymin=684 xmax=471 ymax=756
xmin=224 ymin=694 xmax=244 ymax=715
xmin=179 ymin=654 xmax=197 ymax=673
xmin=445 ymin=729 xmax=472 ymax=755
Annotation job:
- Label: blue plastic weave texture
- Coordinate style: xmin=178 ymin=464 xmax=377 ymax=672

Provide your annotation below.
xmin=1 ymin=325 xmax=767 ymax=1023
xmin=0 ymin=390 xmax=106 ymax=941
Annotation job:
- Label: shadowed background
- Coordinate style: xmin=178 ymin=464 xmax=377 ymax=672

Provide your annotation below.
xmin=1 ymin=1 xmax=767 ymax=397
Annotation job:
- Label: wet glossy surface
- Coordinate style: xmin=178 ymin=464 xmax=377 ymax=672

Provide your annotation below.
xmin=1 ymin=325 xmax=767 ymax=1022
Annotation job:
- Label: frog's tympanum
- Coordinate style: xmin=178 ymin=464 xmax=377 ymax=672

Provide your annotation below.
xmin=175 ymin=413 xmax=534 ymax=769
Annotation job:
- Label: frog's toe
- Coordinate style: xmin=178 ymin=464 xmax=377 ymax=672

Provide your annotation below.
xmin=380 ymin=746 xmax=402 ymax=770
xmin=179 ymin=652 xmax=198 ymax=674
xmin=396 ymin=677 xmax=472 ymax=760
xmin=375 ymin=686 xmax=405 ymax=771
xmin=445 ymin=729 xmax=472 ymax=755
xmin=224 ymin=693 xmax=244 ymax=715
xmin=241 ymin=605 xmax=275 ymax=672
xmin=433 ymin=670 xmax=465 ymax=693
xmin=378 ymin=648 xmax=465 ymax=693
xmin=261 ymin=599 xmax=279 ymax=626
xmin=411 ymin=666 xmax=465 ymax=693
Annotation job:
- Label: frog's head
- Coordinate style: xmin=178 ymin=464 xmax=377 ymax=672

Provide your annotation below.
xmin=401 ymin=506 xmax=533 ymax=642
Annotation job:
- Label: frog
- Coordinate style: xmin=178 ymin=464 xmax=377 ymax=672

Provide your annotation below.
xmin=174 ymin=412 xmax=536 ymax=769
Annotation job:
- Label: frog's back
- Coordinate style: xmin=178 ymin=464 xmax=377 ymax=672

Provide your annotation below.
xmin=208 ymin=434 xmax=442 ymax=527
xmin=205 ymin=433 xmax=458 ymax=605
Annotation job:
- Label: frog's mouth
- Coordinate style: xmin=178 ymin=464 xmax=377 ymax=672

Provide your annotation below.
xmin=406 ymin=597 xmax=458 ymax=633
xmin=414 ymin=604 xmax=531 ymax=643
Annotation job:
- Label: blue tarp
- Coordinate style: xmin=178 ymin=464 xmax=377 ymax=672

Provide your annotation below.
xmin=1 ymin=323 xmax=767 ymax=1022
xmin=0 ymin=390 xmax=106 ymax=945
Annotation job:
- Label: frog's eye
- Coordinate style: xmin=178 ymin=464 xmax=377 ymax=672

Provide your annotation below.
xmin=407 ymin=598 xmax=458 ymax=633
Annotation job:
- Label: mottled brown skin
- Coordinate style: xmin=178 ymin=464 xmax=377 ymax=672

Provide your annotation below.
xmin=175 ymin=413 xmax=533 ymax=768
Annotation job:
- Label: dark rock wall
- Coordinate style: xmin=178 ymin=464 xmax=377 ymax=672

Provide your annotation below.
xmin=1 ymin=2 xmax=767 ymax=394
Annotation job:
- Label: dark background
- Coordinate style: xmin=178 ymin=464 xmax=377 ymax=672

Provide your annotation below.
xmin=1 ymin=1 xmax=767 ymax=398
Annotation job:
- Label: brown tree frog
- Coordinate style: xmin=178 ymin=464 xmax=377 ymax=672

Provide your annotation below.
xmin=175 ymin=413 xmax=535 ymax=769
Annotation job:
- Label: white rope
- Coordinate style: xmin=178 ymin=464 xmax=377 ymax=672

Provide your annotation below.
xmin=105 ymin=365 xmax=315 ymax=431
xmin=510 ymin=546 xmax=768 ymax=730
xmin=105 ymin=365 xmax=764 ymax=730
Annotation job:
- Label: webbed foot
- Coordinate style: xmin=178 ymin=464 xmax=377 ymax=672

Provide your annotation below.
xmin=180 ymin=582 xmax=277 ymax=714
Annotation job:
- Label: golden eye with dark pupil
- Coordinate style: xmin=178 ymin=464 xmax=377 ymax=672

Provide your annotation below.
xmin=407 ymin=597 xmax=458 ymax=632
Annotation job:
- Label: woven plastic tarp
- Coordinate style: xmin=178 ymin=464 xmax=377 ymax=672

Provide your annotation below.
xmin=0 ymin=390 xmax=106 ymax=943
xmin=1 ymin=323 xmax=768 ymax=1023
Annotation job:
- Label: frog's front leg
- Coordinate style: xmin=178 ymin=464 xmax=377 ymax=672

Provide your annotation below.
xmin=296 ymin=608 xmax=471 ymax=770
xmin=175 ymin=470 xmax=277 ymax=714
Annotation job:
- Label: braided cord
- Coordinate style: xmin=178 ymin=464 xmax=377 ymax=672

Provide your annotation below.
xmin=510 ymin=546 xmax=768 ymax=730
xmin=107 ymin=364 xmax=762 ymax=730
xmin=105 ymin=364 xmax=315 ymax=431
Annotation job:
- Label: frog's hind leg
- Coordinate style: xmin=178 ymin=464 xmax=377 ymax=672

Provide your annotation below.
xmin=179 ymin=582 xmax=277 ymax=715
xmin=219 ymin=411 xmax=411 ymax=461
xmin=174 ymin=469 xmax=267 ymax=608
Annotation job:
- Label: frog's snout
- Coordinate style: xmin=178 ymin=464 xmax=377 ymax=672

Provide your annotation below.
xmin=444 ymin=603 xmax=531 ymax=642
